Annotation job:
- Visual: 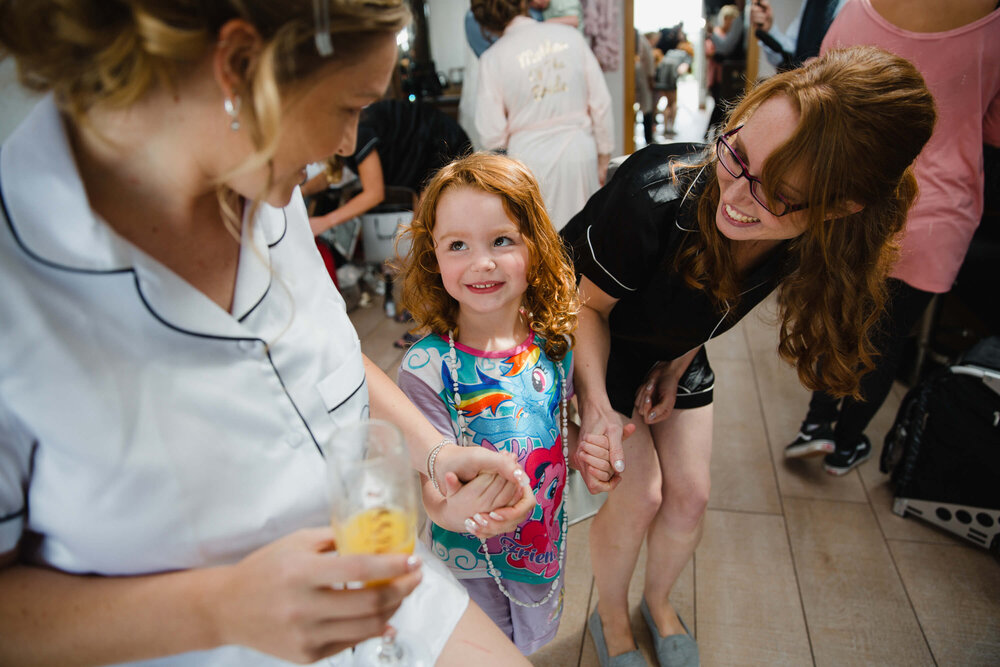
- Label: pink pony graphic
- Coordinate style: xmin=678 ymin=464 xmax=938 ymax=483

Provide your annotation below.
xmin=497 ymin=442 xmax=565 ymax=578
xmin=448 ymin=345 xmax=566 ymax=578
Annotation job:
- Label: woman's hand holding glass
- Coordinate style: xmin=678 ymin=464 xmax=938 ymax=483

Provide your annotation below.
xmin=191 ymin=420 xmax=428 ymax=663
xmin=209 ymin=527 xmax=421 ymax=664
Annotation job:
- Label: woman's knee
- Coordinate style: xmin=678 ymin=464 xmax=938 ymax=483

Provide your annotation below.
xmin=635 ymin=480 xmax=664 ymax=524
xmin=604 ymin=476 xmax=662 ymax=529
xmin=661 ymin=477 xmax=709 ymax=528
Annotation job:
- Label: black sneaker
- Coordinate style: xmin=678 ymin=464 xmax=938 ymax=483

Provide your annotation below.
xmin=784 ymin=422 xmax=836 ymax=459
xmin=823 ymin=435 xmax=873 ymax=475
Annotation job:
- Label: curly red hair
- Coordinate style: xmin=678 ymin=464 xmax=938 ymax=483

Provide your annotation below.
xmin=395 ymin=152 xmax=579 ymax=361
xmin=675 ymin=46 xmax=935 ymax=398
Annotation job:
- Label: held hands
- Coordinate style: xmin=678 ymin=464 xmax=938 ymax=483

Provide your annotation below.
xmin=574 ymin=399 xmax=636 ymax=494
xmin=212 ymin=528 xmax=422 ymax=664
xmin=427 ymin=446 xmax=536 ymax=538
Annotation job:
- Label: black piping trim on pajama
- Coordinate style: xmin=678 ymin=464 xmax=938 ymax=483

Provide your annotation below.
xmin=236 ymin=208 xmax=286 ymax=322
xmin=0 ymin=508 xmax=26 ymax=524
xmin=327 ymin=377 xmax=367 ymax=414
xmin=0 ymin=158 xmax=321 ymax=457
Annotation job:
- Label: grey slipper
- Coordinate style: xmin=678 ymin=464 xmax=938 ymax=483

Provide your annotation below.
xmin=639 ymin=598 xmax=699 ymax=667
xmin=588 ymin=608 xmax=649 ymax=667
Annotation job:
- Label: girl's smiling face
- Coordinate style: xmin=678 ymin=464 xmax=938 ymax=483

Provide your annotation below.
xmin=714 ymin=95 xmax=810 ymax=245
xmin=432 ymin=186 xmax=530 ymax=324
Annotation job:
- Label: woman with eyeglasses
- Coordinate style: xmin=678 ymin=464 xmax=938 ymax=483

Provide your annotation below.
xmin=0 ymin=1 xmax=532 ymax=665
xmin=560 ymin=46 xmax=935 ymax=667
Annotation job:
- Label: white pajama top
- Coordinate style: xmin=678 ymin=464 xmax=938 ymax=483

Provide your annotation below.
xmin=0 ymin=96 xmax=466 ymax=666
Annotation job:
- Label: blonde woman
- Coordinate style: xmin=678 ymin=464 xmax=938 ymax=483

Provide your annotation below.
xmin=0 ymin=1 xmax=532 ymax=665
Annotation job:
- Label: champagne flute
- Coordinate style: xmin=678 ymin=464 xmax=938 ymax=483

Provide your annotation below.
xmin=324 ymin=419 xmax=429 ymax=666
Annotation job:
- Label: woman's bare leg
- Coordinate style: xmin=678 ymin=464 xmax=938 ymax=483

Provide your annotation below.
xmin=643 ymin=405 xmax=713 ymax=637
xmin=436 ymin=600 xmax=530 ymax=665
xmin=589 ymin=415 xmax=663 ymax=656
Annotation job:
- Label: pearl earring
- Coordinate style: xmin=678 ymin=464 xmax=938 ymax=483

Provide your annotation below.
xmin=223 ymin=96 xmax=241 ymax=131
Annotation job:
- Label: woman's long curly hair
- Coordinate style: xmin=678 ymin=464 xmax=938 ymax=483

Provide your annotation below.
xmin=676 ymin=46 xmax=935 ymax=398
xmin=396 ymin=152 xmax=579 ymax=362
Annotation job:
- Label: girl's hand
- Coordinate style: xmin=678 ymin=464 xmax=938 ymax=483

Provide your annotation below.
xmin=572 ymin=412 xmax=636 ymax=494
xmin=423 ymin=467 xmax=536 ymax=538
xmin=432 ymin=443 xmax=532 ymax=495
xmin=211 ymin=528 xmax=422 ymax=664
xmin=576 ymin=395 xmax=631 ymax=490
xmin=571 ymin=431 xmax=617 ymax=494
xmin=569 ymin=421 xmax=625 ymax=495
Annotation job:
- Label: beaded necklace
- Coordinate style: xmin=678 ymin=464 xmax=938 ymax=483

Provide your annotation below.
xmin=446 ymin=331 xmax=568 ymax=608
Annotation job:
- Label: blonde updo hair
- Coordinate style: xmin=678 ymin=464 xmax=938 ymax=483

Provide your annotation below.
xmin=0 ymin=0 xmax=409 ymax=237
xmin=0 ymin=0 xmax=409 ymax=167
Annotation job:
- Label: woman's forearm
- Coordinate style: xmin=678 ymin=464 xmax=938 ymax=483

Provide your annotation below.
xmin=572 ymin=284 xmax=627 ymax=473
xmin=573 ymin=303 xmax=614 ymax=411
xmin=0 ymin=561 xmax=221 ymax=666
xmin=301 ymin=171 xmax=331 ymax=197
xmin=310 ymin=186 xmax=383 ymax=236
xmin=310 ymin=152 xmax=386 ymax=236
xmin=364 ymin=355 xmax=447 ymax=473
xmin=0 ymin=528 xmax=424 ymax=666
xmin=545 ymin=15 xmax=579 ymax=28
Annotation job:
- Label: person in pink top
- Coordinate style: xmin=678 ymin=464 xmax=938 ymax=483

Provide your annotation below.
xmin=784 ymin=0 xmax=1000 ymax=475
xmin=472 ymin=0 xmax=614 ymax=232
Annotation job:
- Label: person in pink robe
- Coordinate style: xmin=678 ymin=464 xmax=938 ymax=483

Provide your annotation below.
xmin=472 ymin=0 xmax=613 ymax=232
xmin=784 ymin=0 xmax=1000 ymax=474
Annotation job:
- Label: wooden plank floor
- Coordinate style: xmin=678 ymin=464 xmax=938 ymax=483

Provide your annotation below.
xmin=354 ymin=296 xmax=1000 ymax=667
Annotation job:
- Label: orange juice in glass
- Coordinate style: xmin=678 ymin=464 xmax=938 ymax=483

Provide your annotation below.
xmin=324 ymin=419 xmax=427 ymax=665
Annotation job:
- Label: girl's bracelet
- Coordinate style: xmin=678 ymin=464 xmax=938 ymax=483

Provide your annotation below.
xmin=426 ymin=439 xmax=456 ymax=493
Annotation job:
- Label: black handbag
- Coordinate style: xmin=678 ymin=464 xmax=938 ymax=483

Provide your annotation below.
xmin=882 ymin=336 xmax=1000 ymax=558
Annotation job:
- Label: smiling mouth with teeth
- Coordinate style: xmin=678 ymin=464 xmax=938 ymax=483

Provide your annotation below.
xmin=469 ymin=282 xmax=501 ymax=289
xmin=724 ymin=203 xmax=761 ymax=225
